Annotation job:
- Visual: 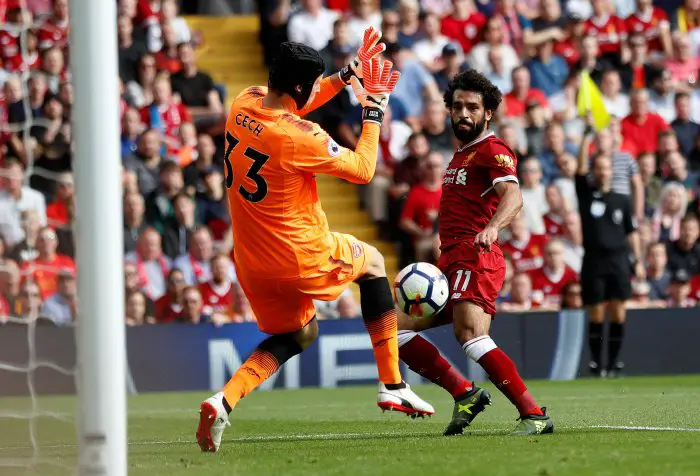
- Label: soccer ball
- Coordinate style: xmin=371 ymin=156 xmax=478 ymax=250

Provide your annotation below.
xmin=393 ymin=262 xmax=449 ymax=318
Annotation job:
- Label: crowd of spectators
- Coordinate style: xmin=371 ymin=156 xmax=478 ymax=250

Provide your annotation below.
xmin=268 ymin=0 xmax=700 ymax=312
xmin=0 ymin=0 xmax=284 ymax=327
xmin=2 ymin=0 xmax=700 ymax=329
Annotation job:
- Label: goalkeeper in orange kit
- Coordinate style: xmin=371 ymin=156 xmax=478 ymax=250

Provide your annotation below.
xmin=196 ymin=28 xmax=433 ymax=453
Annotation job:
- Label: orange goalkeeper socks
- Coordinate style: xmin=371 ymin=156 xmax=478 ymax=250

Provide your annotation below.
xmin=359 ymin=277 xmax=403 ymax=385
xmin=222 ymin=349 xmax=280 ymax=410
xmin=364 ymin=309 xmax=402 ymax=385
xmin=222 ymin=333 xmax=305 ymax=411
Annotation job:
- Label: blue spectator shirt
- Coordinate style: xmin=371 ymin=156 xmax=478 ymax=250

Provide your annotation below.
xmin=526 ymin=55 xmax=569 ymax=97
xmin=392 ymin=59 xmax=436 ymax=118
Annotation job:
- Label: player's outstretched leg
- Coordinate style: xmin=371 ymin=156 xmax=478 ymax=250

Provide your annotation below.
xmin=455 ymin=301 xmax=553 ymax=436
xmin=196 ymin=319 xmax=318 ymax=452
xmin=357 ymin=246 xmax=434 ymax=417
xmin=397 ymin=312 xmax=491 ymax=435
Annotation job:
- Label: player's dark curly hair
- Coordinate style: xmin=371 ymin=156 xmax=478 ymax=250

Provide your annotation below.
xmin=443 ymin=68 xmax=503 ymax=112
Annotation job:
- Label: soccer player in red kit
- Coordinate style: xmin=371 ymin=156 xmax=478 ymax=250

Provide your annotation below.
xmin=397 ymin=69 xmax=554 ymax=436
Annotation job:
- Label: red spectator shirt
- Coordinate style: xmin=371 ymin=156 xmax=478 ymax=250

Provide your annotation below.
xmin=441 ymin=12 xmax=486 ymax=54
xmin=401 ymin=183 xmax=442 ymax=236
xmin=154 ymin=51 xmax=182 ymax=75
xmin=624 ymin=8 xmax=669 ymax=53
xmin=529 ymin=265 xmax=578 ymax=307
xmin=502 ymin=232 xmax=548 ymax=272
xmin=46 ymin=201 xmax=69 ymax=227
xmin=21 ymin=254 xmax=76 ymax=299
xmin=689 ymin=274 xmax=700 ymax=302
xmin=140 ymin=101 xmax=191 ymax=143
xmin=543 ymin=213 xmax=566 ymax=236
xmin=37 ymin=17 xmax=69 ymax=50
xmin=440 ymin=132 xmax=518 ymax=250
xmin=0 ymin=28 xmax=20 ymax=62
xmin=199 ymin=280 xmax=234 ymax=317
xmin=554 ymin=38 xmax=580 ymax=68
xmin=503 ymin=89 xmax=549 ymax=117
xmin=154 ymin=294 xmax=183 ymax=323
xmin=3 ymin=51 xmax=40 ymax=74
xmin=136 ymin=0 xmax=161 ymax=27
xmin=584 ymin=15 xmax=628 ymax=55
xmin=620 ymin=112 xmax=669 ymax=157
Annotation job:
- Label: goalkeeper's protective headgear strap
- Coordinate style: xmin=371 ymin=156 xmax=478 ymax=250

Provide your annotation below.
xmin=269 ymin=42 xmax=325 ymax=111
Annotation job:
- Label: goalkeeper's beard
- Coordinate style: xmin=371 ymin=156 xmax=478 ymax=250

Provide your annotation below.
xmin=452 ymin=116 xmax=487 ymax=145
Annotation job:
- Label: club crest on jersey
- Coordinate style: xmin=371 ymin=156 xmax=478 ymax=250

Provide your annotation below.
xmin=461 ymin=151 xmax=477 ymax=166
xmin=494 ymin=154 xmax=514 ymax=169
xmin=327 ymin=139 xmax=340 ymax=157
xmin=351 ymin=242 xmax=363 ymax=258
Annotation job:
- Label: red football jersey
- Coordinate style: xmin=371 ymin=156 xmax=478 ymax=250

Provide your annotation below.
xmin=140 ymin=101 xmax=191 ymax=144
xmin=553 ymin=38 xmax=580 ymax=68
xmin=529 ymin=266 xmax=578 ymax=308
xmin=21 ymin=254 xmax=76 ymax=299
xmin=136 ymin=0 xmax=161 ymax=27
xmin=441 ymin=12 xmax=486 ymax=54
xmin=584 ymin=15 xmax=628 ymax=55
xmin=199 ymin=280 xmax=235 ymax=317
xmin=689 ymin=274 xmax=700 ymax=301
xmin=543 ymin=213 xmax=565 ymax=237
xmin=2 ymin=51 xmax=40 ymax=74
xmin=37 ymin=18 xmax=69 ymax=50
xmin=401 ymin=184 xmax=442 ymax=234
xmin=624 ymin=8 xmax=669 ymax=53
xmin=154 ymin=295 xmax=183 ymax=323
xmin=501 ymin=233 xmax=548 ymax=272
xmin=0 ymin=28 xmax=19 ymax=62
xmin=440 ymin=132 xmax=519 ymax=250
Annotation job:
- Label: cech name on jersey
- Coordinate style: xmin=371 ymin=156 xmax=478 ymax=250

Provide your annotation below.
xmin=235 ymin=113 xmax=265 ymax=137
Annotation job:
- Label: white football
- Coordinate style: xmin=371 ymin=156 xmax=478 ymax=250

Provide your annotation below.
xmin=393 ymin=262 xmax=450 ymax=318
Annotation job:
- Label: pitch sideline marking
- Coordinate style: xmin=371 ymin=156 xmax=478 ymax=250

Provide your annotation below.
xmin=0 ymin=425 xmax=699 ymax=453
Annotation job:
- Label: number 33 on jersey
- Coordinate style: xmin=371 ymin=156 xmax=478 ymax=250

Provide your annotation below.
xmin=224 ymin=86 xmax=370 ymax=278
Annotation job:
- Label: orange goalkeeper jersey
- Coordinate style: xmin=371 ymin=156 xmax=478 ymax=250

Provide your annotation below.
xmin=225 ymin=80 xmax=380 ymax=279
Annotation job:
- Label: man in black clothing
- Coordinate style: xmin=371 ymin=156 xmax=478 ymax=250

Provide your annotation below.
xmin=666 ymin=214 xmax=700 ymax=275
xmin=171 ymin=42 xmax=224 ymax=129
xmin=577 ymin=125 xmax=645 ymax=377
xmin=162 ymin=192 xmax=199 ymax=259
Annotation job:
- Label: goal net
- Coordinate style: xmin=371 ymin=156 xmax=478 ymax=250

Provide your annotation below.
xmin=0 ymin=0 xmax=126 ymax=474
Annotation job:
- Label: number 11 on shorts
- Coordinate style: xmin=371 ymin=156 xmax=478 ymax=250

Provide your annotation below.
xmin=453 ymin=270 xmax=472 ymax=294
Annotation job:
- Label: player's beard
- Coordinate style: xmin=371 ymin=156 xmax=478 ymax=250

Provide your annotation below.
xmin=452 ymin=116 xmax=487 ymax=145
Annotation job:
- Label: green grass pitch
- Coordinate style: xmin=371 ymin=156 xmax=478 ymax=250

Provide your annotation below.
xmin=1 ymin=375 xmax=699 ymax=475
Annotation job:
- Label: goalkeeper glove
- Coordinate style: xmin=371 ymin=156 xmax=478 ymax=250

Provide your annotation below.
xmin=339 ymin=26 xmax=385 ymax=85
xmin=349 ymin=56 xmax=400 ymax=125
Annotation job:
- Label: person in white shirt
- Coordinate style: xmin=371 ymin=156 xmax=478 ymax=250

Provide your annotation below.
xmin=124 ymin=227 xmax=172 ymax=300
xmin=346 ymin=0 xmax=382 ymax=48
xmin=287 ymin=0 xmax=339 ymax=51
xmin=468 ymin=16 xmax=519 ymax=77
xmin=412 ymin=12 xmax=450 ymax=72
xmin=560 ymin=211 xmax=584 ymax=273
xmin=519 ymin=157 xmax=548 ymax=234
xmin=147 ymin=0 xmax=191 ymax=53
xmin=600 ymin=70 xmax=630 ymax=118
xmin=648 ymin=68 xmax=676 ymax=124
xmin=0 ymin=158 xmax=47 ymax=247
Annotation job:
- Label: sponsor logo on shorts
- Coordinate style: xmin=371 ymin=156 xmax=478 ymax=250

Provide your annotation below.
xmin=352 ymin=242 xmax=363 ymax=258
xmin=451 ymin=293 xmax=462 ymax=299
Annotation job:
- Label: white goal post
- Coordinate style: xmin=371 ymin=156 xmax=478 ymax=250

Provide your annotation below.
xmin=69 ymin=0 xmax=127 ymax=474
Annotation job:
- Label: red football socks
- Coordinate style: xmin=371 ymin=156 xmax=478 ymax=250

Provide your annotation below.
xmin=399 ymin=334 xmax=472 ymax=398
xmin=477 ymin=347 xmax=543 ymax=417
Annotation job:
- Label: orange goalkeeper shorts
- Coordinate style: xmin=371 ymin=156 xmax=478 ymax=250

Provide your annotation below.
xmin=236 ymin=232 xmax=371 ymax=335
